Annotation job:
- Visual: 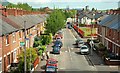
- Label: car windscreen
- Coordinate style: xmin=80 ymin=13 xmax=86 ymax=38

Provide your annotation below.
xmin=81 ymin=47 xmax=87 ymax=49
xmin=48 ymin=61 xmax=57 ymax=64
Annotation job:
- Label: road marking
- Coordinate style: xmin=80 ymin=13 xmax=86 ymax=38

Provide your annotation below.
xmin=70 ymin=57 xmax=72 ymax=60
xmin=65 ymin=51 xmax=68 ymax=52
xmin=60 ymin=68 xmax=65 ymax=69
xmin=69 ymin=29 xmax=77 ymax=40
xmin=68 ymin=48 xmax=71 ymax=52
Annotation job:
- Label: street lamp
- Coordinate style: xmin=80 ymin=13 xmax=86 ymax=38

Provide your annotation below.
xmin=90 ymin=19 xmax=93 ymax=56
xmin=29 ymin=34 xmax=32 ymax=73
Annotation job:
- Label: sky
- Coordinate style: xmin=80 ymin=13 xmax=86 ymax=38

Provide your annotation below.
xmin=3 ymin=0 xmax=120 ymax=10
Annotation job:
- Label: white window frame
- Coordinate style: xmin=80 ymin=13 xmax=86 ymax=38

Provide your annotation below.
xmin=19 ymin=31 xmax=22 ymax=40
xmin=6 ymin=35 xmax=9 ymax=46
xmin=13 ymin=50 xmax=17 ymax=62
xmin=12 ymin=33 xmax=16 ymax=43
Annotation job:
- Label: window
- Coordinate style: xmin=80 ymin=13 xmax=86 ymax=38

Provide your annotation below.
xmin=19 ymin=31 xmax=22 ymax=39
xmin=13 ymin=50 xmax=16 ymax=61
xmin=7 ymin=55 xmax=10 ymax=65
xmin=0 ymin=60 xmax=2 ymax=72
xmin=13 ymin=33 xmax=16 ymax=43
xmin=6 ymin=35 xmax=9 ymax=45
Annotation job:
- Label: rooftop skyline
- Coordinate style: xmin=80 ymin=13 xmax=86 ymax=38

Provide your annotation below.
xmin=2 ymin=0 xmax=120 ymax=10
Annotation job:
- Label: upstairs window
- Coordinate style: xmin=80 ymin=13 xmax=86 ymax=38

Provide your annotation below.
xmin=13 ymin=33 xmax=16 ymax=43
xmin=19 ymin=31 xmax=22 ymax=39
xmin=6 ymin=35 xmax=9 ymax=45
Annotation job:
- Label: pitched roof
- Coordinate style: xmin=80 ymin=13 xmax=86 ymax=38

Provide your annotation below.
xmin=94 ymin=13 xmax=103 ymax=19
xmin=98 ymin=15 xmax=120 ymax=30
xmin=7 ymin=14 xmax=48 ymax=29
xmin=0 ymin=18 xmax=18 ymax=36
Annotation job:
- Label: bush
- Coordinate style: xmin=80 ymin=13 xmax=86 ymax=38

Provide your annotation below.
xmin=38 ymin=50 xmax=43 ymax=56
xmin=41 ymin=45 xmax=47 ymax=52
xmin=33 ymin=40 xmax=42 ymax=47
xmin=36 ymin=45 xmax=46 ymax=55
xmin=79 ymin=24 xmax=85 ymax=27
xmin=40 ymin=35 xmax=52 ymax=45
xmin=98 ymin=43 xmax=106 ymax=51
xmin=87 ymin=39 xmax=91 ymax=43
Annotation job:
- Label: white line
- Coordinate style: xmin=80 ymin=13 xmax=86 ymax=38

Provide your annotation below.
xmin=70 ymin=57 xmax=72 ymax=60
xmin=69 ymin=29 xmax=77 ymax=40
xmin=60 ymin=68 xmax=65 ymax=69
xmin=65 ymin=51 xmax=68 ymax=52
xmin=68 ymin=48 xmax=71 ymax=52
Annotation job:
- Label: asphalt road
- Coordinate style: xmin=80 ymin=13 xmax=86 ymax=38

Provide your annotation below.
xmin=49 ymin=28 xmax=96 ymax=71
xmin=35 ymin=28 xmax=119 ymax=73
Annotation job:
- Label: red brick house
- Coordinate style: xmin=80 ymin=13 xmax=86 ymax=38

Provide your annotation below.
xmin=97 ymin=11 xmax=120 ymax=64
xmin=0 ymin=6 xmax=48 ymax=72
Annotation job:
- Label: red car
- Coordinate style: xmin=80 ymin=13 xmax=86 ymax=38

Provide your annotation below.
xmin=46 ymin=58 xmax=58 ymax=67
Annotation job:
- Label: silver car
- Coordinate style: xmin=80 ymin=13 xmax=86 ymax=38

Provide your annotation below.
xmin=80 ymin=45 xmax=89 ymax=54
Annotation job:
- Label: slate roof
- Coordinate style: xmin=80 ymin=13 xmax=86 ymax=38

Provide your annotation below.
xmin=1 ymin=14 xmax=48 ymax=36
xmin=0 ymin=18 xmax=18 ymax=36
xmin=94 ymin=13 xmax=103 ymax=19
xmin=7 ymin=14 xmax=48 ymax=29
xmin=98 ymin=15 xmax=120 ymax=30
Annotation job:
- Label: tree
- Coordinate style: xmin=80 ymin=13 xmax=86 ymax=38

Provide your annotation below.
xmin=17 ymin=48 xmax=38 ymax=72
xmin=45 ymin=9 xmax=65 ymax=35
xmin=92 ymin=8 xmax=95 ymax=11
xmin=6 ymin=2 xmax=33 ymax=11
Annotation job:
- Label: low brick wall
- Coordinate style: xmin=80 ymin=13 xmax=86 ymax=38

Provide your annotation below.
xmin=105 ymin=58 xmax=120 ymax=65
xmin=33 ymin=57 xmax=39 ymax=69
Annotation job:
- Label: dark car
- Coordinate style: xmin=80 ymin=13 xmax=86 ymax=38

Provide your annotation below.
xmin=75 ymin=39 xmax=84 ymax=47
xmin=45 ymin=66 xmax=58 ymax=73
xmin=52 ymin=46 xmax=61 ymax=54
xmin=54 ymin=41 xmax=63 ymax=48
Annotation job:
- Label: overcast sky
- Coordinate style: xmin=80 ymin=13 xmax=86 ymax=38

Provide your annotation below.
xmin=5 ymin=0 xmax=120 ymax=10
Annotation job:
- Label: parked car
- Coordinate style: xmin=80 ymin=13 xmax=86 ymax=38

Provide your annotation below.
xmin=80 ymin=45 xmax=89 ymax=54
xmin=68 ymin=25 xmax=72 ymax=29
xmin=54 ymin=40 xmax=63 ymax=48
xmin=45 ymin=66 xmax=58 ymax=73
xmin=52 ymin=46 xmax=61 ymax=54
xmin=75 ymin=39 xmax=84 ymax=47
xmin=46 ymin=58 xmax=58 ymax=67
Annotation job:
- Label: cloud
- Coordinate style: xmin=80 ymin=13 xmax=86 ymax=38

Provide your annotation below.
xmin=7 ymin=0 xmax=52 ymax=4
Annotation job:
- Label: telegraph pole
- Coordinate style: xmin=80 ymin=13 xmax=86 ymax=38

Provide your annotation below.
xmin=24 ymin=21 xmax=27 ymax=73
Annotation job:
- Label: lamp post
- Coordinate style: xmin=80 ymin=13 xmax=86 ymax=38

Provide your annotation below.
xmin=29 ymin=34 xmax=32 ymax=73
xmin=24 ymin=21 xmax=27 ymax=73
xmin=90 ymin=19 xmax=93 ymax=56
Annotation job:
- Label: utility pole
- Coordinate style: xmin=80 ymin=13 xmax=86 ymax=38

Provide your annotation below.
xmin=24 ymin=21 xmax=27 ymax=73
xmin=90 ymin=19 xmax=93 ymax=56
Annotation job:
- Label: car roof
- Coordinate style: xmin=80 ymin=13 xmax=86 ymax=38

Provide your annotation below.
xmin=46 ymin=66 xmax=56 ymax=68
xmin=81 ymin=45 xmax=88 ymax=47
xmin=47 ymin=58 xmax=57 ymax=61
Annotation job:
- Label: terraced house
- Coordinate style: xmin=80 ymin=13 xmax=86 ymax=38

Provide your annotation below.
xmin=97 ymin=10 xmax=120 ymax=65
xmin=0 ymin=5 xmax=48 ymax=72
xmin=76 ymin=9 xmax=120 ymax=65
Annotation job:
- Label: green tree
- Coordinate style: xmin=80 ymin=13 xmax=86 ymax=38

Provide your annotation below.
xmin=45 ymin=9 xmax=65 ymax=35
xmin=17 ymin=48 xmax=38 ymax=72
xmin=6 ymin=2 xmax=32 ymax=11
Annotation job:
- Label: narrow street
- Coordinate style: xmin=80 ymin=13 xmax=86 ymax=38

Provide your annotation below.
xmin=35 ymin=28 xmax=119 ymax=73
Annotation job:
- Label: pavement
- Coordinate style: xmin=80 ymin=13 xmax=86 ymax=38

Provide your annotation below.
xmin=71 ymin=28 xmax=104 ymax=65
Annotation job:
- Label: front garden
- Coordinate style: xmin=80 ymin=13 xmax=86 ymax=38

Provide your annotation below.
xmin=87 ymin=39 xmax=120 ymax=65
xmin=80 ymin=27 xmax=97 ymax=37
